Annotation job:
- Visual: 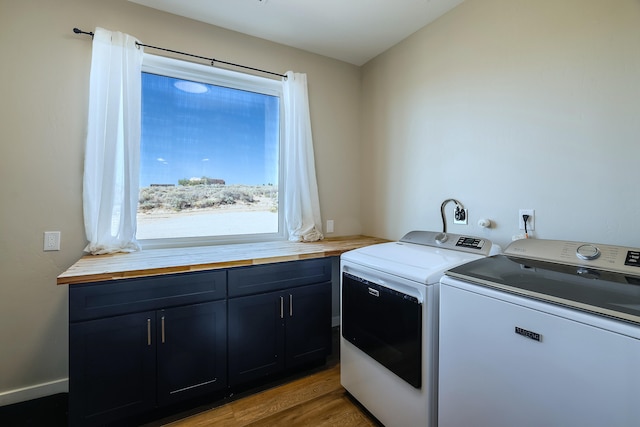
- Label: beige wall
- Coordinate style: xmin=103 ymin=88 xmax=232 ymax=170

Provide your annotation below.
xmin=3 ymin=0 xmax=640 ymax=404
xmin=0 ymin=0 xmax=361 ymax=402
xmin=361 ymin=0 xmax=640 ymax=248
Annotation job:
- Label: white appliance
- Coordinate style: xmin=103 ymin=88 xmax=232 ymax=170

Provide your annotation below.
xmin=439 ymin=238 xmax=640 ymax=427
xmin=340 ymin=230 xmax=497 ymax=427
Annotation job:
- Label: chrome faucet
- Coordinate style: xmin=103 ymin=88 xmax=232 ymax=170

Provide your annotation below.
xmin=435 ymin=198 xmax=464 ymax=244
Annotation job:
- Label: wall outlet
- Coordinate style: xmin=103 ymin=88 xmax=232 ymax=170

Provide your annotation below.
xmin=44 ymin=231 xmax=61 ymax=251
xmin=518 ymin=209 xmax=535 ymax=231
xmin=326 ymin=220 xmax=334 ymax=233
xmin=453 ymin=208 xmax=468 ymax=225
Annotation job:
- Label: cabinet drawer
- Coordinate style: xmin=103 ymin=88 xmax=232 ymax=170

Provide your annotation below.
xmin=70 ymin=271 xmax=227 ymax=322
xmin=228 ymin=258 xmax=332 ymax=297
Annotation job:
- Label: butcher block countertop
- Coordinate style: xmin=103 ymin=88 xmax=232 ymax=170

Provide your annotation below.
xmin=57 ymin=235 xmax=388 ymax=286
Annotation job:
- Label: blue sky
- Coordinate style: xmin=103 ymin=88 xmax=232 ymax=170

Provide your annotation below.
xmin=140 ymin=73 xmax=279 ymax=187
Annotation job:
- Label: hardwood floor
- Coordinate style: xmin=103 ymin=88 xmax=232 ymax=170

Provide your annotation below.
xmin=158 ymin=364 xmax=380 ymax=427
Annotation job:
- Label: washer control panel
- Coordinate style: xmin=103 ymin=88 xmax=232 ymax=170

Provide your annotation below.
xmin=505 ymin=238 xmax=640 ymax=275
xmin=455 ymin=236 xmax=486 ymax=250
xmin=400 ymin=230 xmax=494 ymax=256
xmin=626 ymin=250 xmax=640 ymax=268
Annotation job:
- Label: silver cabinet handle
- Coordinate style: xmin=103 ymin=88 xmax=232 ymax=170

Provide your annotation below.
xmin=280 ymin=296 xmax=284 ymax=319
xmin=289 ymin=294 xmax=293 ymax=317
xmin=161 ymin=316 xmax=166 ymax=344
xmin=170 ymin=379 xmax=218 ymax=395
xmin=147 ymin=318 xmax=152 ymax=346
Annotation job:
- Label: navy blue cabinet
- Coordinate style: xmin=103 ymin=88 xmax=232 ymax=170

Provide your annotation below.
xmin=228 ymin=290 xmax=286 ymax=384
xmin=68 ymin=258 xmax=333 ymax=425
xmin=156 ymin=301 xmax=227 ymax=406
xmin=285 ymin=282 xmax=332 ymax=368
xmin=69 ymin=271 xmax=227 ymax=426
xmin=228 ymin=258 xmax=332 ymax=387
xmin=69 ymin=311 xmax=157 ymax=426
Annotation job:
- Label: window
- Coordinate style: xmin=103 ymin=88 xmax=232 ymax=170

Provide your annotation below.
xmin=138 ymin=55 xmax=284 ymax=248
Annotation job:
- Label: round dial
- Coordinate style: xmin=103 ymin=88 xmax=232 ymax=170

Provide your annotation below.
xmin=576 ymin=244 xmax=600 ymax=261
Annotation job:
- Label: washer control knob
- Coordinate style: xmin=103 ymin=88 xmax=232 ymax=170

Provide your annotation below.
xmin=576 ymin=244 xmax=600 ymax=261
xmin=435 ymin=232 xmax=448 ymax=244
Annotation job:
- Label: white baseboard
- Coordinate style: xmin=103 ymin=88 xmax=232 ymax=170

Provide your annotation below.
xmin=0 ymin=378 xmax=68 ymax=407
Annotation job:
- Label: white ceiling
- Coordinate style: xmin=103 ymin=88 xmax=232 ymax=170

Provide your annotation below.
xmin=129 ymin=0 xmax=464 ymax=66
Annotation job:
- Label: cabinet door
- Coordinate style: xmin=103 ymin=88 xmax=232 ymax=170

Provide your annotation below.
xmin=157 ymin=301 xmax=227 ymax=405
xmin=285 ymin=282 xmax=332 ymax=368
xmin=228 ymin=292 xmax=285 ymax=386
xmin=69 ymin=311 xmax=156 ymax=426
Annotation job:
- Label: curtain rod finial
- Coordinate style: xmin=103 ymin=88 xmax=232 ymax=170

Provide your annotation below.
xmin=73 ymin=27 xmax=94 ymax=37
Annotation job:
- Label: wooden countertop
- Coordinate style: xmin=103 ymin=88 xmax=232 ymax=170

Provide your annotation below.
xmin=57 ymin=235 xmax=388 ymax=285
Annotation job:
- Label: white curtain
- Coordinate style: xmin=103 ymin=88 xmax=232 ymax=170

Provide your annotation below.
xmin=282 ymin=72 xmax=324 ymax=242
xmin=83 ymin=28 xmax=144 ymax=254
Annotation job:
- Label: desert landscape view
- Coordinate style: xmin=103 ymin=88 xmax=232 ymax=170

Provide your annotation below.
xmin=136 ymin=183 xmax=279 ymax=239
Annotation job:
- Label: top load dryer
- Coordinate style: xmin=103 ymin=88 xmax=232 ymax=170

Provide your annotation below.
xmin=340 ymin=230 xmax=499 ymax=427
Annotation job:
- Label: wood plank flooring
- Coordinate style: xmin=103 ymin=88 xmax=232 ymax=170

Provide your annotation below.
xmin=160 ymin=364 xmax=380 ymax=427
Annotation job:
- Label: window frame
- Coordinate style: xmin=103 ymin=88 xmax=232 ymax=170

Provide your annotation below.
xmin=138 ymin=54 xmax=286 ymax=249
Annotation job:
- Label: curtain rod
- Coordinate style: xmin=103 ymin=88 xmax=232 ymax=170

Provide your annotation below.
xmin=72 ymin=28 xmax=286 ymax=79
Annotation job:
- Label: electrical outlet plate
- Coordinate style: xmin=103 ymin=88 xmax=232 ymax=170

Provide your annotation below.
xmin=44 ymin=231 xmax=61 ymax=251
xmin=326 ymin=220 xmax=334 ymax=233
xmin=453 ymin=208 xmax=468 ymax=225
xmin=518 ymin=209 xmax=535 ymax=231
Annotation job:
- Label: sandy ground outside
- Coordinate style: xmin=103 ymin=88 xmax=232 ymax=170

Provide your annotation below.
xmin=136 ymin=197 xmax=278 ymax=239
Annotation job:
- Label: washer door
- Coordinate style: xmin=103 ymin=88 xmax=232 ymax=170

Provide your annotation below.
xmin=342 ymin=271 xmax=422 ymax=388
